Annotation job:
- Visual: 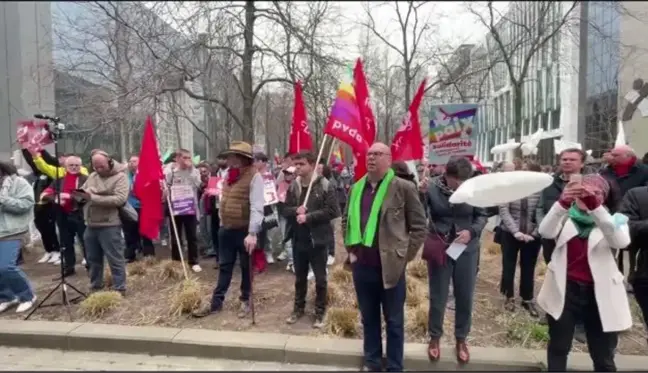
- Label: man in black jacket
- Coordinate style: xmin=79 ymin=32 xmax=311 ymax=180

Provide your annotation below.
xmin=21 ymin=149 xmax=60 ymax=264
xmin=282 ymin=150 xmax=340 ymax=328
xmin=619 ymin=185 xmax=648 ymax=339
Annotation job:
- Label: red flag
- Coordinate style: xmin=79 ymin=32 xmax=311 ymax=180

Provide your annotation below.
xmin=289 ymin=81 xmax=313 ymax=153
xmin=133 ymin=116 xmax=164 ymax=240
xmin=391 ymin=79 xmax=426 ymax=162
xmin=353 ymin=59 xmax=376 ymax=145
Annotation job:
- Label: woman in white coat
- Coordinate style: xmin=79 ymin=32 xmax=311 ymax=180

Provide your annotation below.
xmin=537 ymin=174 xmax=631 ymax=372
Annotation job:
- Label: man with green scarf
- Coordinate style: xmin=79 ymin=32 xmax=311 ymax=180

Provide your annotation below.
xmin=342 ymin=142 xmax=427 ymax=372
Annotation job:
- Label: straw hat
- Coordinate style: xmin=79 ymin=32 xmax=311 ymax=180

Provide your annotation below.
xmin=220 ymin=141 xmax=253 ymax=159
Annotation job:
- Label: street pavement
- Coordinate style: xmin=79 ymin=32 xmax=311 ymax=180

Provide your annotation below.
xmin=0 ymin=347 xmax=354 ymax=371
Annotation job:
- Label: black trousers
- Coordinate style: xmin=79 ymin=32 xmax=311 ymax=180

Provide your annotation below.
xmin=56 ymin=211 xmax=86 ymax=272
xmin=499 ymin=231 xmax=541 ymax=300
xmin=631 ymin=278 xmax=648 ymax=331
xmin=293 ymin=239 xmax=328 ymax=316
xmin=210 ymin=209 xmax=220 ymax=260
xmin=210 ymin=228 xmax=250 ymax=310
xmin=547 ymin=281 xmax=617 ymax=372
xmin=123 ymin=208 xmax=155 ymax=261
xmin=617 ymin=247 xmax=637 ymax=278
xmin=542 ymin=238 xmax=556 ymax=264
xmin=34 ymin=205 xmax=59 ymax=253
xmin=170 ymin=214 xmax=199 ymax=265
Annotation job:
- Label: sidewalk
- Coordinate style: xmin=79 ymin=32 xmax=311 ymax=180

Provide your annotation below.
xmin=0 ymin=320 xmax=646 ymax=371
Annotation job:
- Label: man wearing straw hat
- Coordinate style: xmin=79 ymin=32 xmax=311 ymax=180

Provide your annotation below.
xmin=193 ymin=141 xmax=265 ymax=319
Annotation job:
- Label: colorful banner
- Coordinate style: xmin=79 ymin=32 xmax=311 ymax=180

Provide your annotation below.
xmin=170 ymin=184 xmax=196 ymax=216
xmin=427 ymin=103 xmax=478 ymax=164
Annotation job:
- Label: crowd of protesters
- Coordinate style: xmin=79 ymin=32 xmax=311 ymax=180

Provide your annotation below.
xmin=1 ymin=138 xmax=647 ymax=372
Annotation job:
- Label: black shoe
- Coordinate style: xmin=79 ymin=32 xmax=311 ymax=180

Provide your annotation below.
xmin=522 ymin=300 xmax=539 ymax=318
xmin=504 ymin=297 xmax=516 ymax=312
xmin=286 ymin=310 xmax=304 ymax=324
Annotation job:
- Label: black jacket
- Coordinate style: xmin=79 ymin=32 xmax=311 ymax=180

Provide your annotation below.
xmin=21 ymin=149 xmax=57 ymax=209
xmin=282 ymin=176 xmax=340 ymax=247
xmin=600 ymin=162 xmax=648 ymax=210
xmin=619 ymin=186 xmax=648 ymax=281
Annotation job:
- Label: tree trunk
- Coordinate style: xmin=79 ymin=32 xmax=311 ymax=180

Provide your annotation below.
xmin=512 ymin=84 xmax=523 ymax=158
xmin=241 ymin=0 xmax=255 ymax=143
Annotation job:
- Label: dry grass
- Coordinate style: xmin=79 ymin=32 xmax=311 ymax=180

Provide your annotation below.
xmin=104 ymin=267 xmax=113 ymax=288
xmin=142 ymin=256 xmax=158 ymax=267
xmin=127 ymin=261 xmax=148 ymax=276
xmin=325 ymin=307 xmax=359 ymax=337
xmin=168 ymin=278 xmax=202 ymax=316
xmin=157 ymin=260 xmax=184 ymax=282
xmin=405 ymin=277 xmax=426 ymax=308
xmin=79 ymin=291 xmax=122 ymax=318
xmin=405 ymin=303 xmax=429 ymax=336
xmin=406 ymin=260 xmax=427 ymax=280
xmin=484 ymin=241 xmax=501 ymax=255
xmin=329 ymin=265 xmax=353 ymax=286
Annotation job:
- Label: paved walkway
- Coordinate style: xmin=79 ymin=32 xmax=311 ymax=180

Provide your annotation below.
xmin=0 ymin=347 xmax=354 ymax=371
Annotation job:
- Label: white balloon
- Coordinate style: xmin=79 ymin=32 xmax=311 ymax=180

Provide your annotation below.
xmin=491 ymin=142 xmax=520 ymax=154
xmin=449 ymin=171 xmax=553 ymax=207
xmin=586 ymin=149 xmax=592 ymax=156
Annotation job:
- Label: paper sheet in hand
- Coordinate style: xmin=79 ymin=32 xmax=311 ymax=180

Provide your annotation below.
xmin=446 ymin=242 xmax=467 ymax=260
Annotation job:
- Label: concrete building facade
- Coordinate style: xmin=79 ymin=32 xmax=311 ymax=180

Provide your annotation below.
xmin=0 ymin=1 xmax=54 ymax=163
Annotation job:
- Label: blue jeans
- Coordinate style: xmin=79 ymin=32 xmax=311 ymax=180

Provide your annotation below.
xmin=84 ymin=226 xmax=127 ymax=291
xmin=0 ymin=240 xmax=35 ymax=302
xmin=353 ymin=263 xmax=406 ymax=372
xmin=210 ymin=228 xmax=251 ymax=310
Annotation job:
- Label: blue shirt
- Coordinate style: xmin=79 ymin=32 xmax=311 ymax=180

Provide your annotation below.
xmin=127 ymin=172 xmax=140 ymax=208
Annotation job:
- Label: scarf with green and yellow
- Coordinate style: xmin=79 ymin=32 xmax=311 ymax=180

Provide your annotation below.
xmin=344 ymin=169 xmax=395 ymax=247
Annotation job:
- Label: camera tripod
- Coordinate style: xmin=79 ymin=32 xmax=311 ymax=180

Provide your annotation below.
xmin=25 ymin=114 xmax=86 ymax=321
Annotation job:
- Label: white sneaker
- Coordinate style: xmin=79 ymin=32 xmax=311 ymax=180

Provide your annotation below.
xmin=265 ymin=253 xmax=275 ymax=264
xmin=82 ymin=259 xmax=87 ymax=266
xmin=191 ymin=264 xmax=202 ymax=273
xmin=52 ymin=258 xmax=61 ymax=265
xmin=161 ymin=239 xmax=168 ymax=247
xmin=16 ymin=297 xmax=37 ymax=313
xmin=38 ymin=253 xmax=52 ymax=264
xmin=327 ymin=255 xmax=335 ymax=266
xmin=307 ymin=270 xmax=314 ymax=281
xmin=48 ymin=252 xmax=60 ymax=264
xmin=0 ymin=299 xmax=18 ymax=313
xmin=277 ymin=251 xmax=288 ymax=261
xmin=286 ymin=262 xmax=294 ymax=272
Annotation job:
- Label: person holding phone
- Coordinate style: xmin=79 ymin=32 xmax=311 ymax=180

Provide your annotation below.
xmin=538 ymin=174 xmax=631 ymax=371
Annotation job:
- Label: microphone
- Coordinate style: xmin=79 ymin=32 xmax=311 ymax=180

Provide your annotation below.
xmin=34 ymin=114 xmax=45 ymax=119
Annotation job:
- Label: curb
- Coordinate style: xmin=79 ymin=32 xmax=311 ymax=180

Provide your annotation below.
xmin=0 ymin=320 xmax=646 ymax=371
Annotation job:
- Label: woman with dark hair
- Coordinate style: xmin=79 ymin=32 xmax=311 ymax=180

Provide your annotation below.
xmin=0 ymin=161 xmax=37 ymax=313
xmin=497 ymin=161 xmax=543 ymax=317
xmin=424 ymin=156 xmax=487 ymax=364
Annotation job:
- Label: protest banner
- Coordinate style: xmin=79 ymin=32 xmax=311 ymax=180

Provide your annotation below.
xmin=427 ymin=103 xmax=478 ymax=164
xmin=261 ymin=171 xmax=278 ymax=206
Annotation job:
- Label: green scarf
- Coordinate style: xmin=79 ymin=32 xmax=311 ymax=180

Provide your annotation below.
xmin=568 ymin=203 xmax=595 ymax=238
xmin=345 ymin=169 xmax=395 ymax=247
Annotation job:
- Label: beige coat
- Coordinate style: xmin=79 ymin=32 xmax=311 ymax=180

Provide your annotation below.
xmin=81 ymin=163 xmax=129 ymax=227
xmin=537 ymin=202 xmax=632 ymax=333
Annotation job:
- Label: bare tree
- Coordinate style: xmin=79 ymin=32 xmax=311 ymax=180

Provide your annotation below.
xmin=361 ymin=1 xmax=437 ymax=108
xmin=52 ymin=2 xmax=171 ymax=159
xmin=93 ymin=1 xmax=345 ymax=145
xmin=466 ymin=1 xmax=579 ymax=144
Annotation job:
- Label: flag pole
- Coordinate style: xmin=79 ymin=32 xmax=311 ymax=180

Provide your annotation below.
xmin=302 ymin=134 xmax=330 ymax=205
xmin=163 ymin=183 xmax=190 ymax=281
xmin=327 ymin=138 xmax=338 ymax=163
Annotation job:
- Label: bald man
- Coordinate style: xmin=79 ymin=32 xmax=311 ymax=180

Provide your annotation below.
xmin=80 ymin=151 xmax=130 ymax=295
xmin=343 ymin=142 xmax=427 ymax=372
xmin=601 ymin=145 xmax=648 ymax=287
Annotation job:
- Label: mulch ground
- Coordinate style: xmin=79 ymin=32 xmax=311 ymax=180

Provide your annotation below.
xmin=4 ymin=225 xmax=646 ymax=356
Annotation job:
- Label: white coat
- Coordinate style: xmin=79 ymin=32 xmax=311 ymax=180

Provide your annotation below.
xmin=537 ymin=202 xmax=633 ymax=333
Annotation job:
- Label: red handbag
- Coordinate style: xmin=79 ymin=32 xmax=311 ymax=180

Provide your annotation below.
xmin=422 ymin=229 xmax=450 ymax=268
